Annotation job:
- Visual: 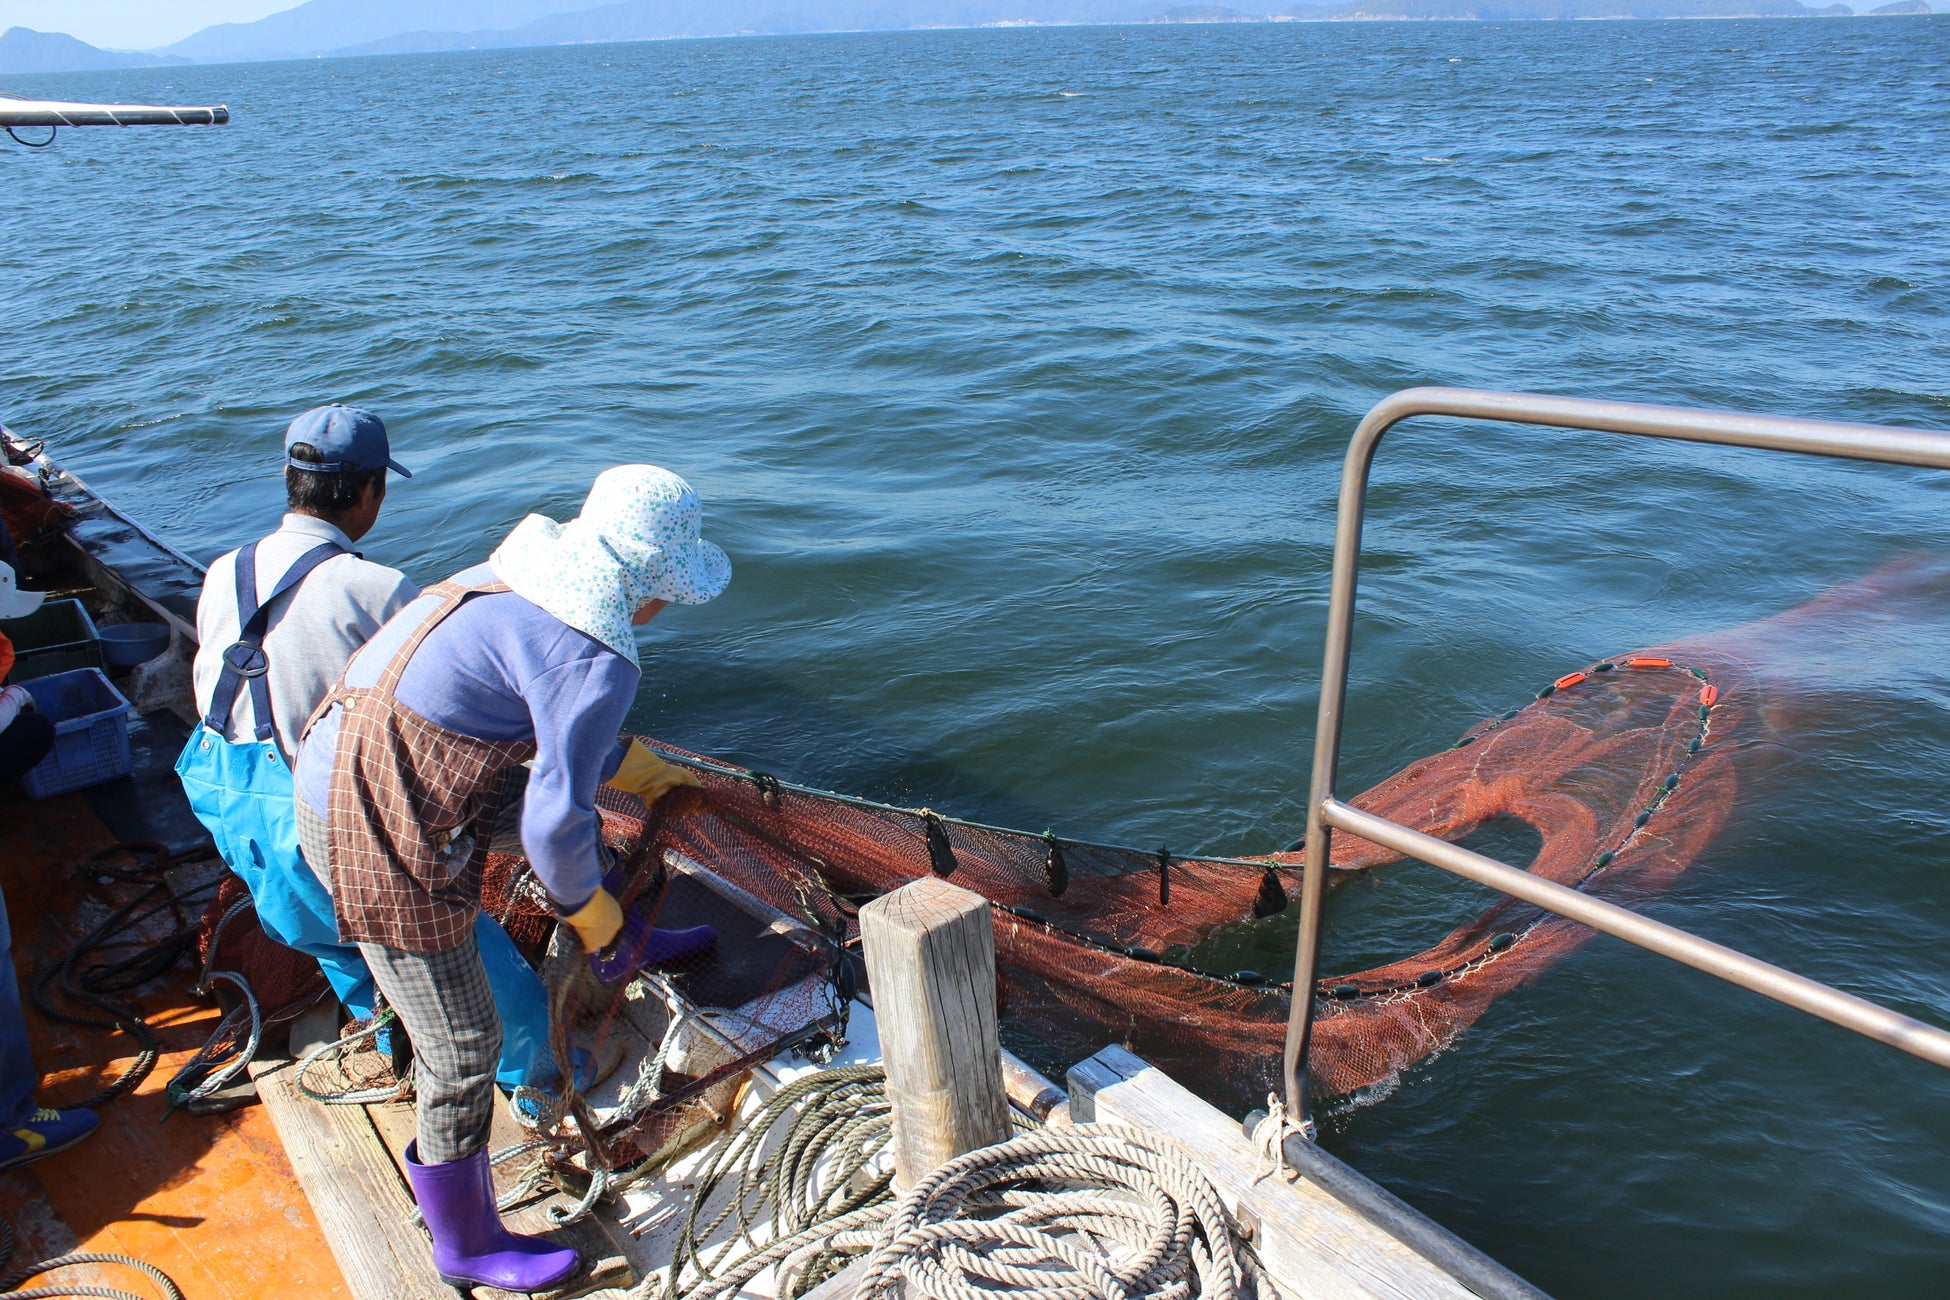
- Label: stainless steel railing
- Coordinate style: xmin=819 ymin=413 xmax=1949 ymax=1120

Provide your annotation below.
xmin=1281 ymin=387 xmax=1950 ymax=1118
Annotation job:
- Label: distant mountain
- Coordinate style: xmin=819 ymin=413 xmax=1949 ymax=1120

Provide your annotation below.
xmin=0 ymin=26 xmax=186 ymax=75
xmin=1868 ymin=0 xmax=1931 ymax=11
xmin=160 ymin=0 xmax=616 ymax=65
xmin=327 ymin=1 xmax=1159 ymax=57
xmin=143 ymin=0 xmax=1900 ymax=67
xmin=1334 ymin=0 xmax=1844 ymax=14
xmin=331 ymin=0 xmax=1858 ymax=56
xmin=1153 ymin=5 xmax=1268 ymax=16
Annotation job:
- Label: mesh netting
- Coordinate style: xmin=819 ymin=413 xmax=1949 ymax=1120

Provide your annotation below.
xmin=195 ymin=873 xmax=331 ymax=1027
xmin=565 ymin=651 xmax=1740 ymax=1113
xmin=481 ymin=792 xmax=846 ymax=1166
xmin=1303 ymin=653 xmax=1740 ymax=1099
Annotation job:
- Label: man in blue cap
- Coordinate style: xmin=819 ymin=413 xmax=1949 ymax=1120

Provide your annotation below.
xmin=175 ymin=406 xmax=553 ymax=1089
xmin=191 ymin=404 xmax=417 ymax=766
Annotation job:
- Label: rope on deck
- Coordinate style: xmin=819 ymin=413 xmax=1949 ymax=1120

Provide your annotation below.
xmin=844 ymin=1125 xmax=1260 ymax=1300
xmin=0 ymin=1218 xmax=185 ymax=1300
xmin=294 ymin=1007 xmax=410 ymax=1106
xmin=33 ymin=843 xmax=220 ymax=1112
xmin=658 ymin=1112 xmax=1262 ymax=1300
xmin=657 ymin=1065 xmax=896 ymax=1300
xmin=162 ymin=898 xmax=267 ymax=1111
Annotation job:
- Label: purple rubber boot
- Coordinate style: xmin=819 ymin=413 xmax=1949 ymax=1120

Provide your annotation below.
xmin=404 ymin=1141 xmax=580 ymax=1295
xmin=590 ymin=909 xmax=716 ymax=984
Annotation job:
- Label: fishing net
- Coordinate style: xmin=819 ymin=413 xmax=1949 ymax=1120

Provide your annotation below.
xmin=194 ymin=872 xmax=332 ymax=1028
xmin=480 ymin=791 xmax=847 ymax=1173
xmin=515 ymin=652 xmax=1740 ymax=1117
xmin=1300 ymin=653 xmax=1739 ymax=1100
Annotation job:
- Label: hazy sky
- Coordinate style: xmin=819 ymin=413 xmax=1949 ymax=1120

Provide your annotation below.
xmin=0 ymin=1 xmax=296 ymax=50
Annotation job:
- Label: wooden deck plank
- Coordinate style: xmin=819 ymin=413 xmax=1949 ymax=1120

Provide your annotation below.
xmin=1070 ymin=1045 xmax=1486 ymax=1300
xmin=365 ymin=1093 xmax=636 ymax=1299
xmin=248 ymin=1058 xmax=454 ymax=1300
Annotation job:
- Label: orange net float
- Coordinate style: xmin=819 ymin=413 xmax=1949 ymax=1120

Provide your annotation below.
xmin=1700 ymin=684 xmax=1721 ymax=708
xmin=1553 ymin=671 xmax=1588 ymax=690
xmin=1626 ymin=656 xmax=1672 ymax=668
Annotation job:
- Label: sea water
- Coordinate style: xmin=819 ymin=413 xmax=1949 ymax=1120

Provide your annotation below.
xmin=6 ymin=17 xmax=1948 ymax=1295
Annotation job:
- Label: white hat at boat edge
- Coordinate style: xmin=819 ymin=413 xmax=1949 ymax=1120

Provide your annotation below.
xmin=488 ymin=465 xmax=730 ymax=668
xmin=0 ymin=561 xmax=45 ymax=620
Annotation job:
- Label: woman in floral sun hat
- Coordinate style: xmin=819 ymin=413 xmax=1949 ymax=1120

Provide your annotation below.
xmin=292 ymin=465 xmax=728 ymax=1295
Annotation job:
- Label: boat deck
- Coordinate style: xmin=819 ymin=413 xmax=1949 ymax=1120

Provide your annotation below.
xmin=1 ymin=425 xmax=1548 ymax=1300
xmin=0 ymin=779 xmax=349 ymax=1300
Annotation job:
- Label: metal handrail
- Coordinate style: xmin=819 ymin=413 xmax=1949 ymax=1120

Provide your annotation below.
xmin=1282 ymin=387 xmax=1950 ymax=1118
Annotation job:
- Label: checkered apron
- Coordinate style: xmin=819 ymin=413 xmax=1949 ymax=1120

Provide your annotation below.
xmin=310 ymin=579 xmax=536 ymax=953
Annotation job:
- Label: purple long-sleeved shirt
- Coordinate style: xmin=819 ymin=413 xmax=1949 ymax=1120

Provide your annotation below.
xmin=295 ymin=564 xmax=636 ymax=915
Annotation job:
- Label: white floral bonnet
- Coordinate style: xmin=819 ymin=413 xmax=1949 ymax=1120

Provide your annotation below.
xmin=488 ymin=465 xmax=731 ymax=667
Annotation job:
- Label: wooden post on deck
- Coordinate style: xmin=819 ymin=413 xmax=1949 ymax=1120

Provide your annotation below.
xmin=859 ymin=878 xmax=1012 ymax=1190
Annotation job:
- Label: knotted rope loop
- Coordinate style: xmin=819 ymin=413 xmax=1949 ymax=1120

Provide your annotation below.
xmin=1248 ymin=1093 xmax=1310 ymax=1185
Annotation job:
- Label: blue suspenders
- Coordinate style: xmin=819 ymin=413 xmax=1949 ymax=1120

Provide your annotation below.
xmin=203 ymin=539 xmax=346 ymax=741
xmin=178 ymin=535 xmax=556 ymax=1087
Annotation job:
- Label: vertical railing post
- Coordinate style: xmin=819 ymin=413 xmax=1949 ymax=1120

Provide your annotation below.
xmin=1282 ymin=402 xmax=1396 ymax=1122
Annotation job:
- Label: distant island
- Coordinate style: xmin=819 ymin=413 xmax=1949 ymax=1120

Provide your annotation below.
xmin=1 ymin=0 xmax=1938 ymax=77
xmin=0 ymin=27 xmax=186 ymax=74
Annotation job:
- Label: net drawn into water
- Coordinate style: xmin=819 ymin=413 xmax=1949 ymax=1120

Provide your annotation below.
xmin=470 ymin=558 xmax=1950 ymax=1126
xmin=488 ymin=672 xmax=1741 ymax=1127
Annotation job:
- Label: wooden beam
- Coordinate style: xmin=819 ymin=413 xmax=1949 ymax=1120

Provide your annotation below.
xmin=1069 ymin=1045 xmax=1529 ymax=1300
xmin=858 ymin=878 xmax=1011 ymax=1189
xmin=248 ymin=1059 xmax=454 ymax=1300
xmin=998 ymin=1046 xmax=1067 ymax=1123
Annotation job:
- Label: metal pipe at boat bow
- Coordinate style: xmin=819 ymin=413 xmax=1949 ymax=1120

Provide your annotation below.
xmin=0 ymin=99 xmax=230 ymax=128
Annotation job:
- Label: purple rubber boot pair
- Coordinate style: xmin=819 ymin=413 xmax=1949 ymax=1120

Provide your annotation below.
xmin=404 ymin=1140 xmax=579 ymax=1294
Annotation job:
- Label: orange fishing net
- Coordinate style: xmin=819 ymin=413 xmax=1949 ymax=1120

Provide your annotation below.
xmin=519 ymin=554 xmax=1950 ymax=1128
xmin=353 ymin=561 xmax=1950 ymax=1133
xmin=501 ymin=649 xmax=1738 ymax=1115
xmin=196 ymin=872 xmax=330 ymax=1027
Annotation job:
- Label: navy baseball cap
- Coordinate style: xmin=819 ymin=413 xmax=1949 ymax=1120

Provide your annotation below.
xmin=283 ymin=405 xmax=412 ymax=478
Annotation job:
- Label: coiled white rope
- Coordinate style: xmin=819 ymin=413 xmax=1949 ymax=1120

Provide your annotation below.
xmin=670 ymin=1123 xmax=1262 ymax=1300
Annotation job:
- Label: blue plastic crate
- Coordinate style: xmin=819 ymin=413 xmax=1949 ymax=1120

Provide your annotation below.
xmin=19 ymin=667 xmax=134 ymax=800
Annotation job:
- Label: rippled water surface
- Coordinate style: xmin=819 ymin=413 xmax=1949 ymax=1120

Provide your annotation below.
xmin=8 ymin=17 xmax=1950 ymax=1296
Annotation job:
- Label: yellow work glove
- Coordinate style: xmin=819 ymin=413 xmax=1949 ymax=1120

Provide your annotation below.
xmin=603 ymin=739 xmax=701 ymax=804
xmin=563 ymin=888 xmax=624 ymax=953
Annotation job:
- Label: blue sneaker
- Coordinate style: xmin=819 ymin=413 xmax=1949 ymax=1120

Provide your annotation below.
xmin=0 ymin=1107 xmax=100 ymax=1172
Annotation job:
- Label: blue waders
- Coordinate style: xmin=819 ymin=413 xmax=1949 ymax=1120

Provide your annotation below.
xmin=174 ymin=538 xmax=552 ymax=1088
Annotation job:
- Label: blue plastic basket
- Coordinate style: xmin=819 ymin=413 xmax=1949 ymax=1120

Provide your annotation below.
xmin=19 ymin=667 xmax=134 ymax=800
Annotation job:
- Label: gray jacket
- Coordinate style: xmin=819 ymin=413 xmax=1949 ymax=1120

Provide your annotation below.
xmin=192 ymin=513 xmax=418 ymax=761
